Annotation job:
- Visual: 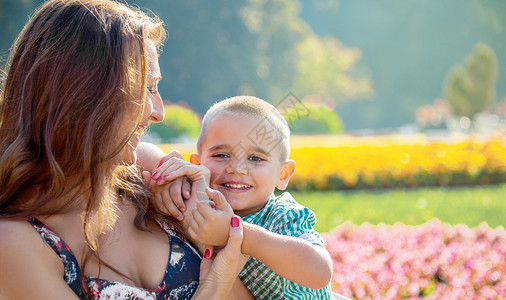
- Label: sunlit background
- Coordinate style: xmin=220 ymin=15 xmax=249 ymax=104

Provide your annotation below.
xmin=2 ymin=0 xmax=505 ymax=133
xmin=1 ymin=1 xmax=505 ymax=298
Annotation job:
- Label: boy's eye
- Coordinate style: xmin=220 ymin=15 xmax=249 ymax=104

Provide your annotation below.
xmin=212 ymin=153 xmax=229 ymax=159
xmin=248 ymin=155 xmax=264 ymax=162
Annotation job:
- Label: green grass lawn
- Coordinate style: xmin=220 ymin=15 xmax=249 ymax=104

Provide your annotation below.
xmin=290 ymin=183 xmax=506 ymax=233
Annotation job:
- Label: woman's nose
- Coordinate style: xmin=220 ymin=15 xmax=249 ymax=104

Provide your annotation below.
xmin=149 ymin=92 xmax=164 ymax=123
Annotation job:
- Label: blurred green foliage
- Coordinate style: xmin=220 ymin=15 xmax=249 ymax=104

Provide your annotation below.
xmin=292 ymin=184 xmax=506 ymax=233
xmin=445 ymin=43 xmax=498 ymax=118
xmin=293 ymin=35 xmax=372 ymax=100
xmin=1 ymin=0 xmax=505 ymax=130
xmin=149 ymin=104 xmax=201 ymax=141
xmin=302 ymin=0 xmax=505 ymax=129
xmin=287 ymin=102 xmax=344 ymax=134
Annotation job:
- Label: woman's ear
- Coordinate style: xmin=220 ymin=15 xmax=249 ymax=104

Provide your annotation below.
xmin=276 ymin=159 xmax=296 ymax=190
xmin=189 ymin=153 xmax=201 ymax=165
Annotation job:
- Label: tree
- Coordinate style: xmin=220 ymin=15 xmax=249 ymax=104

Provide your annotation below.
xmin=444 ymin=43 xmax=498 ymax=118
xmin=1 ymin=0 xmax=372 ymax=128
xmin=235 ymin=0 xmax=309 ymax=102
xmin=133 ymin=0 xmax=371 ymax=115
xmin=148 ymin=103 xmax=201 ymax=142
xmin=284 ymin=95 xmax=344 ymax=134
xmin=292 ymin=35 xmax=372 ymax=101
xmin=240 ymin=0 xmax=372 ymax=104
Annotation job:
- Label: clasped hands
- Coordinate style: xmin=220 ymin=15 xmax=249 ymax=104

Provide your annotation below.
xmin=141 ymin=151 xmax=239 ymax=255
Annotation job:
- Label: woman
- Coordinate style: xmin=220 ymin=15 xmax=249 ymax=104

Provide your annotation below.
xmin=0 ymin=0 xmax=247 ymax=298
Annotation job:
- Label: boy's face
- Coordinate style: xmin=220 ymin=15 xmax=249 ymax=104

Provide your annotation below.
xmin=192 ymin=113 xmax=294 ymax=217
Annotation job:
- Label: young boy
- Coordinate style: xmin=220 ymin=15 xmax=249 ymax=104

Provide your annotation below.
xmin=147 ymin=96 xmax=333 ymax=299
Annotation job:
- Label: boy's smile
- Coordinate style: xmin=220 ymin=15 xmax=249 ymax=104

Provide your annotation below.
xmin=192 ymin=113 xmax=294 ymax=217
xmin=222 ymin=182 xmax=252 ymax=191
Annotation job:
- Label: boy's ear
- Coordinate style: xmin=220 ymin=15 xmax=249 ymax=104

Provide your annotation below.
xmin=189 ymin=153 xmax=201 ymax=165
xmin=276 ymin=159 xmax=296 ymax=190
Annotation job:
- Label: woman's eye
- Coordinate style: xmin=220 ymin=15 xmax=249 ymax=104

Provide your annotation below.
xmin=147 ymin=86 xmax=158 ymax=95
xmin=147 ymin=81 xmax=159 ymax=95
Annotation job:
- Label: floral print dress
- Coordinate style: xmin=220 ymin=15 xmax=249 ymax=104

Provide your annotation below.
xmin=26 ymin=217 xmax=201 ymax=300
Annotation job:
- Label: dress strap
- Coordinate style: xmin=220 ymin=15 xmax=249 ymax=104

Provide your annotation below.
xmin=25 ymin=217 xmax=83 ymax=297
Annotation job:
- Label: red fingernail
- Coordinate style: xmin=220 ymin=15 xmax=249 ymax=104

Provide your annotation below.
xmin=163 ymin=174 xmax=171 ymax=180
xmin=204 ymin=248 xmax=211 ymax=259
xmin=156 ymin=177 xmax=163 ymax=184
xmin=152 ymin=171 xmax=158 ymax=178
xmin=157 ymin=161 xmax=163 ymax=167
xmin=231 ymin=216 xmax=239 ymax=228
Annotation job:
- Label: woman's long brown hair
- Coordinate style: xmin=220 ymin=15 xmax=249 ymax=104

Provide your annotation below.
xmin=0 ymin=0 xmax=168 ymax=281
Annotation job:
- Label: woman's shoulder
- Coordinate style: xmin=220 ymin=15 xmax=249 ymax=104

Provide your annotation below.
xmin=0 ymin=217 xmax=36 ymax=245
xmin=0 ymin=218 xmax=74 ymax=297
xmin=0 ymin=218 xmax=63 ymax=272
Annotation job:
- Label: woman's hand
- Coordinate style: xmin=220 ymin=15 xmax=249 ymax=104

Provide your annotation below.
xmin=143 ymin=172 xmax=191 ymax=221
xmin=144 ymin=157 xmax=220 ymax=256
xmin=143 ymin=154 xmax=209 ymax=220
xmin=137 ymin=143 xmax=193 ymax=220
xmin=153 ymin=157 xmax=210 ymax=211
xmin=193 ymin=216 xmax=249 ymax=299
xmin=152 ymin=156 xmax=210 ymax=198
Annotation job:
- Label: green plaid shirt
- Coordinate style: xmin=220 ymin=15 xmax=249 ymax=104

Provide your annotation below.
xmin=240 ymin=192 xmax=332 ymax=299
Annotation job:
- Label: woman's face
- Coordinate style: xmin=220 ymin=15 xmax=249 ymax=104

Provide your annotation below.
xmin=121 ymin=41 xmax=164 ymax=165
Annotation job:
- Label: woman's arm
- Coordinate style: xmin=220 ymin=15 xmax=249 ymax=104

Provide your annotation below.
xmin=136 ymin=143 xmax=253 ymax=297
xmin=241 ymin=222 xmax=333 ymax=289
xmin=0 ymin=219 xmax=80 ymax=299
xmin=227 ymin=278 xmax=255 ymax=300
xmin=192 ymin=216 xmax=249 ymax=300
xmin=136 ymin=142 xmax=193 ymax=221
xmin=136 ymin=141 xmax=166 ymax=173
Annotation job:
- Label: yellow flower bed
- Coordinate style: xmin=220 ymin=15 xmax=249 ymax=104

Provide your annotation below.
xmin=158 ymin=133 xmax=506 ymax=190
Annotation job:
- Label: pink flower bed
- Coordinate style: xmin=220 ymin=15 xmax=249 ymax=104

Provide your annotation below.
xmin=324 ymin=220 xmax=506 ymax=299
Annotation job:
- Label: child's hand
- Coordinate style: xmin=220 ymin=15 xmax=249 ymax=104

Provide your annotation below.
xmin=143 ymin=172 xmax=190 ymax=221
xmin=187 ymin=187 xmax=234 ymax=247
xmin=149 ymin=157 xmax=211 ymax=220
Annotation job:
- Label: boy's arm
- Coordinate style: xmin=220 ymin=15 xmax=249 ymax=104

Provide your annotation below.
xmin=190 ymin=192 xmax=333 ymax=290
xmin=241 ymin=222 xmax=333 ymax=290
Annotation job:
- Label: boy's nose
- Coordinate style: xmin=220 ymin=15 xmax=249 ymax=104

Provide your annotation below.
xmin=225 ymin=158 xmax=248 ymax=175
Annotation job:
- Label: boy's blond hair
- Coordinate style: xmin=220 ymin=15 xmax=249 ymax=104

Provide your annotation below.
xmin=197 ymin=95 xmax=291 ymax=161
